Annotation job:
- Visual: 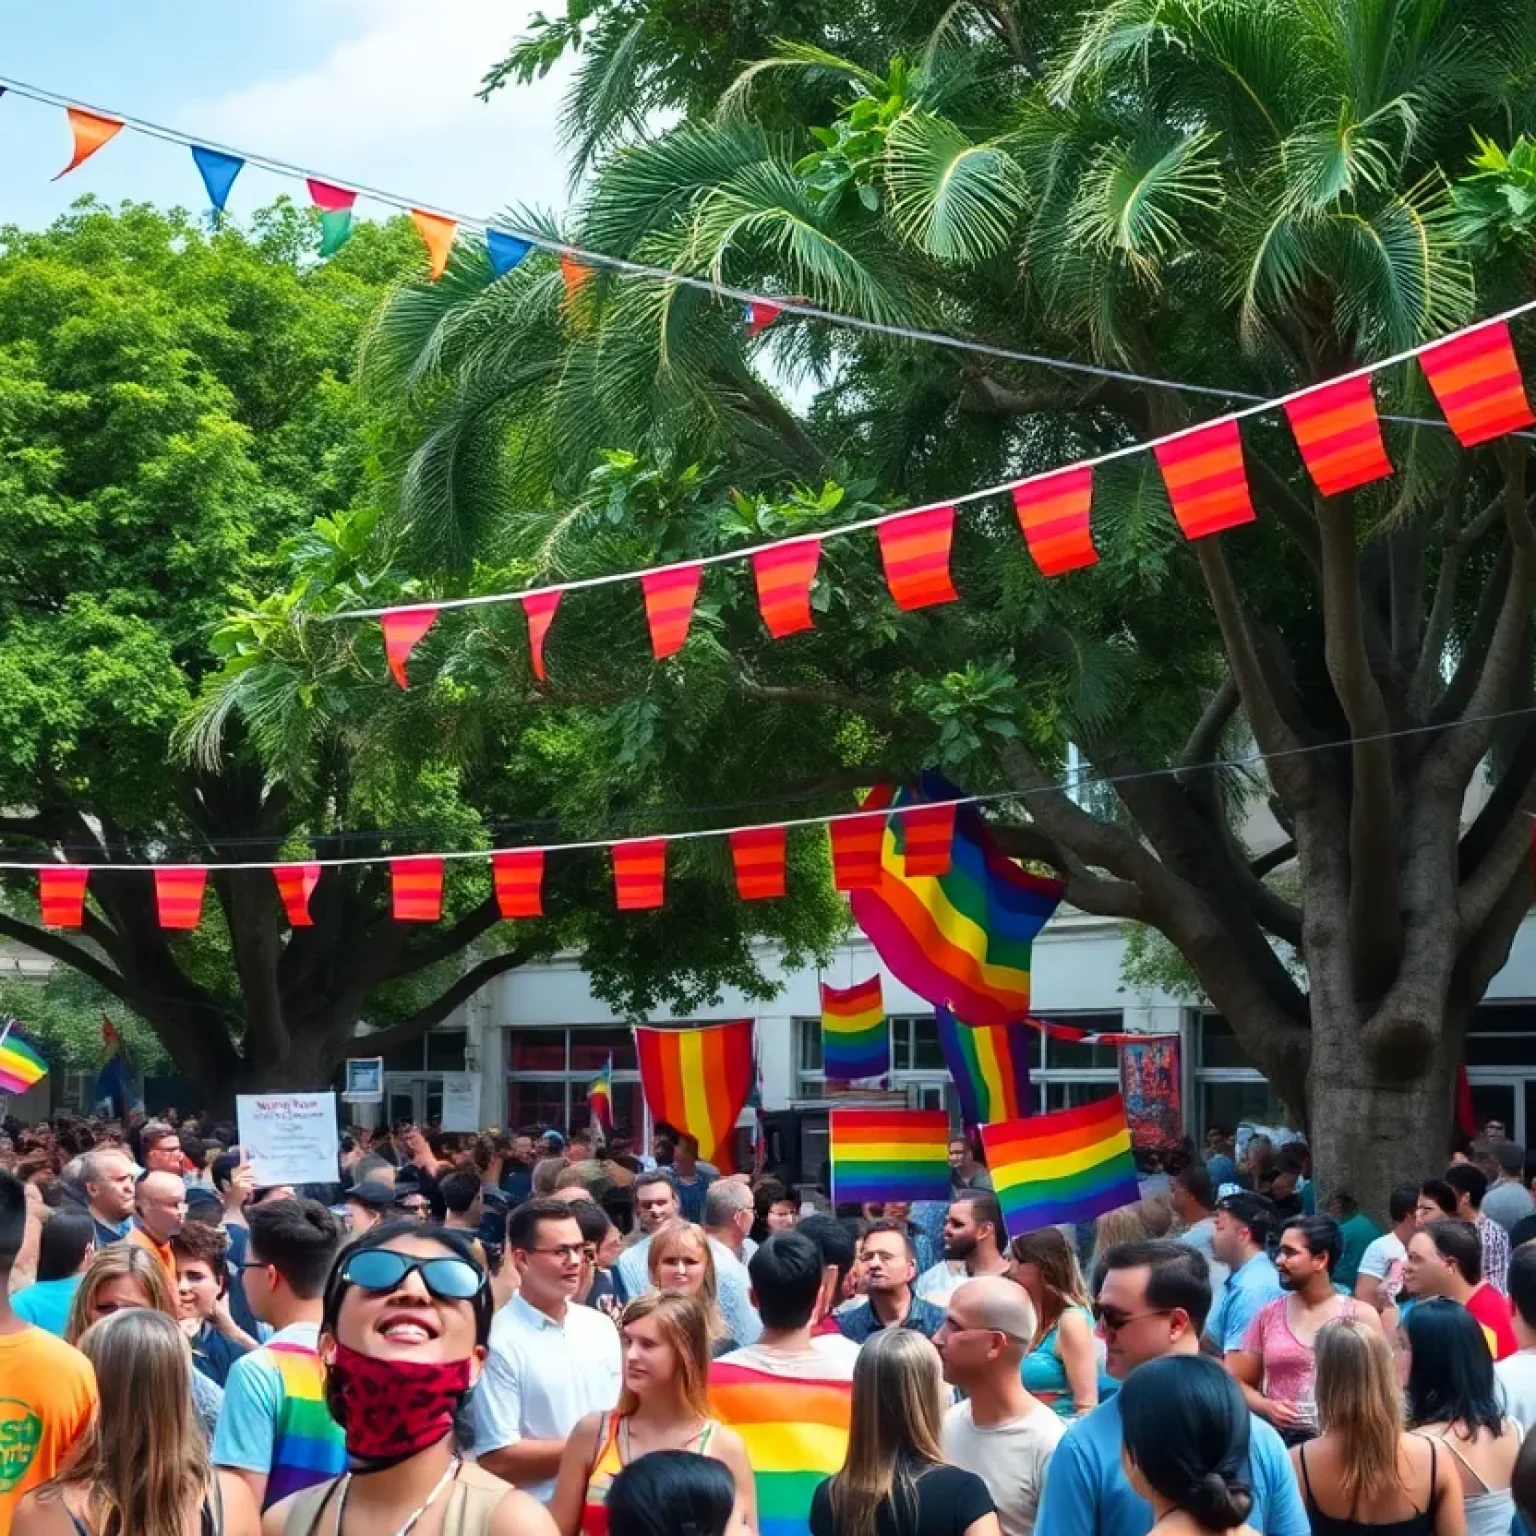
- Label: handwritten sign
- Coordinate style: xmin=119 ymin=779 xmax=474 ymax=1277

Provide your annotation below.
xmin=236 ymin=1092 xmax=340 ymax=1187
xmin=441 ymin=1072 xmax=482 ymax=1133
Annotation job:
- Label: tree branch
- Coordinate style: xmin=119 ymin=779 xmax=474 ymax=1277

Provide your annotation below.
xmin=1250 ymin=840 xmax=1297 ymax=879
xmin=0 ymin=911 xmax=133 ymax=1003
xmin=356 ymin=944 xmax=536 ymax=1058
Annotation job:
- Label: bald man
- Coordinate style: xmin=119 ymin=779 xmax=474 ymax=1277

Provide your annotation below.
xmin=935 ymin=1276 xmax=1064 ymax=1536
xmin=129 ymin=1170 xmax=188 ymax=1280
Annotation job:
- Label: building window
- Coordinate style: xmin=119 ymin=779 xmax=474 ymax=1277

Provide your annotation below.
xmin=381 ymin=1029 xmax=467 ymax=1075
xmin=1196 ymin=1014 xmax=1286 ymax=1134
xmin=503 ymin=1026 xmax=644 ymax=1136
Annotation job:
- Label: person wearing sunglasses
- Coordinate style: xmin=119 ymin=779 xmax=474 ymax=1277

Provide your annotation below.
xmin=264 ymin=1220 xmax=557 ymax=1536
xmin=1032 ymin=1239 xmax=1309 ymax=1536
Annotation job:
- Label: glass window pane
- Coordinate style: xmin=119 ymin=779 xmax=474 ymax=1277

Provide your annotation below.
xmin=892 ymin=1020 xmax=912 ymax=1072
xmin=1199 ymin=1014 xmax=1254 ymax=1070
xmin=507 ymin=1080 xmax=568 ymax=1129
xmin=509 ymin=1029 xmax=568 ymax=1073
xmin=571 ymin=1079 xmax=647 ymax=1138
xmin=798 ymin=1019 xmax=823 ymax=1073
xmin=1470 ymin=1005 xmax=1536 ymax=1034
xmin=1044 ymin=1039 xmax=1120 ymax=1070
xmin=910 ymin=1016 xmax=944 ymax=1071
xmin=570 ymin=1026 xmax=639 ymax=1072
xmin=382 ymin=1039 xmax=424 ymax=1073
xmin=425 ymin=1030 xmax=467 ymax=1072
xmin=1200 ymin=1077 xmax=1285 ymax=1133
xmin=426 ymin=1085 xmax=444 ymax=1124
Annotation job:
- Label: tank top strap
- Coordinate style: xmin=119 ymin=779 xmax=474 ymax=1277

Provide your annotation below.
xmin=1430 ymin=1428 xmax=1492 ymax=1493
xmin=696 ymin=1419 xmax=721 ymax=1454
xmin=1297 ymin=1443 xmax=1316 ymax=1506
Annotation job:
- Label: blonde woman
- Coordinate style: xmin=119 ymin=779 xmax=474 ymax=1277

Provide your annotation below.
xmin=1008 ymin=1229 xmax=1103 ymax=1418
xmin=549 ymin=1292 xmax=754 ymax=1536
xmin=648 ymin=1222 xmax=735 ymax=1354
xmin=1292 ymin=1319 xmax=1462 ymax=1535
xmin=812 ymin=1329 xmax=999 ymax=1536
xmin=1087 ymin=1205 xmax=1152 ymax=1291
xmin=14 ymin=1308 xmax=259 ymax=1536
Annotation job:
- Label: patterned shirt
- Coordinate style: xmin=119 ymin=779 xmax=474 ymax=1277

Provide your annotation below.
xmin=1480 ymin=1214 xmax=1512 ymax=1296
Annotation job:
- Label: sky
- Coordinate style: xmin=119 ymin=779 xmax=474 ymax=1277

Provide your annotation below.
xmin=0 ymin=0 xmax=573 ymax=234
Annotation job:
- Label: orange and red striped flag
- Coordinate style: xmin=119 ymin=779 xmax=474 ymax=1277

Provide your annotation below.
xmin=380 ymin=606 xmax=440 ymax=689
xmin=1283 ymin=374 xmax=1392 ymax=497
xmin=636 ymin=1020 xmax=755 ymax=1171
xmin=614 ymin=839 xmax=667 ymax=910
xmin=1419 ymin=320 xmax=1535 ymax=447
xmin=730 ymin=826 xmax=787 ymax=901
xmin=830 ymin=813 xmax=886 ymax=891
xmin=898 ymin=801 xmax=955 ymax=877
xmin=273 ymin=864 xmax=320 ymax=927
xmin=1154 ymin=418 xmax=1257 ymax=540
xmin=641 ymin=565 xmax=702 ymax=659
xmin=39 ymin=867 xmax=88 ymax=929
xmin=752 ymin=538 xmax=820 ymax=638
xmin=493 ymin=850 xmax=545 ymax=918
xmin=155 ymin=868 xmax=208 ymax=930
xmin=1011 ymin=467 xmax=1097 ymax=575
xmin=391 ymin=857 xmax=444 ymax=922
xmin=877 ymin=506 xmax=958 ymax=610
xmin=523 ymin=591 xmax=560 ymax=682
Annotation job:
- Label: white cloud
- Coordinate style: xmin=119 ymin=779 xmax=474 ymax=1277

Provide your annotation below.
xmin=182 ymin=0 xmax=574 ymax=222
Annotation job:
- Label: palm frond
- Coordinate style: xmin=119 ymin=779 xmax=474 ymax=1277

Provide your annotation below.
xmin=717 ymin=41 xmax=886 ymax=121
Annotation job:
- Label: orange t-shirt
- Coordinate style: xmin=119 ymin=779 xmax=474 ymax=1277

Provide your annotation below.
xmin=127 ymin=1224 xmax=176 ymax=1281
xmin=0 ymin=1324 xmax=97 ymax=1524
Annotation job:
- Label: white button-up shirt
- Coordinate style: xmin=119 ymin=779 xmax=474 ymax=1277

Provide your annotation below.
xmin=473 ymin=1292 xmax=622 ymax=1500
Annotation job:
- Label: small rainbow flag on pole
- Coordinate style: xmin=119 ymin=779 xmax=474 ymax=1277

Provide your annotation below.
xmin=588 ymin=1056 xmax=614 ymax=1137
xmin=829 ymin=1108 xmax=951 ymax=1205
xmin=935 ymin=1005 xmax=1032 ymax=1126
xmin=980 ymin=1095 xmax=1141 ymax=1240
xmin=820 ymin=977 xmax=889 ymax=1082
xmin=0 ymin=1022 xmax=49 ymax=1096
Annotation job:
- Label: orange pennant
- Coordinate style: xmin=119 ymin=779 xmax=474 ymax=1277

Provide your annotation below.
xmin=877 ymin=506 xmax=959 ymax=610
xmin=641 ymin=565 xmax=702 ymax=660
xmin=54 ymin=107 xmax=123 ymax=179
xmin=493 ymin=850 xmax=545 ymax=919
xmin=380 ymin=606 xmax=440 ymax=689
xmin=730 ymin=827 xmax=788 ymax=901
xmin=39 ymin=867 xmax=88 ymax=930
xmin=523 ymin=591 xmax=560 ymax=683
xmin=560 ymin=254 xmax=592 ymax=301
xmin=391 ymin=857 xmax=444 ymax=922
xmin=410 ymin=210 xmax=457 ymax=282
xmin=273 ymin=864 xmax=320 ymax=928
xmin=830 ymin=814 xmax=886 ymax=891
xmin=613 ymin=839 xmax=667 ymax=911
xmin=155 ymin=868 xmax=208 ymax=931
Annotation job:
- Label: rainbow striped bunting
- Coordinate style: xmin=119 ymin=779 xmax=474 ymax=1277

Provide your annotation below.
xmin=935 ymin=1006 xmax=1032 ymax=1125
xmin=829 ymin=1108 xmax=951 ymax=1204
xmin=819 ymin=977 xmax=889 ymax=1082
xmin=636 ymin=1020 xmax=755 ymax=1170
xmin=155 ymin=868 xmax=208 ymax=931
xmin=274 ymin=863 xmax=320 ymax=927
xmin=0 ymin=1025 xmax=49 ymax=1096
xmin=39 ymin=866 xmax=88 ymax=929
xmin=829 ymin=813 xmax=886 ymax=891
xmin=980 ymin=1094 xmax=1141 ymax=1239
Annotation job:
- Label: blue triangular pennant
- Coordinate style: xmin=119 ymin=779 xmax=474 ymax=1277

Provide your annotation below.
xmin=191 ymin=145 xmax=244 ymax=214
xmin=487 ymin=229 xmax=532 ymax=277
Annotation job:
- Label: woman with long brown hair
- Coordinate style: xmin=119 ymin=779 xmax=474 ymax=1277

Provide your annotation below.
xmin=647 ymin=1222 xmax=735 ymax=1354
xmin=14 ymin=1307 xmax=259 ymax=1536
xmin=811 ymin=1329 xmax=999 ymax=1536
xmin=1007 ymin=1229 xmax=1103 ymax=1419
xmin=1292 ymin=1319 xmax=1462 ymax=1535
xmin=549 ymin=1292 xmax=754 ymax=1536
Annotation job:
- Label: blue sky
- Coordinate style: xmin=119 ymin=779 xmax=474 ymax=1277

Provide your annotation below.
xmin=0 ymin=0 xmax=572 ymax=233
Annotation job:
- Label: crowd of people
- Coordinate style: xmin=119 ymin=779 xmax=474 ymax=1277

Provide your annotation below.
xmin=7 ymin=1109 xmax=1536 ymax=1536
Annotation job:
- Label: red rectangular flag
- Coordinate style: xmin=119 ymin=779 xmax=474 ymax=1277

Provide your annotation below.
xmin=156 ymin=868 xmax=208 ymax=931
xmin=380 ymin=606 xmax=439 ymax=689
xmin=1419 ymin=320 xmax=1536 ymax=447
xmin=641 ymin=565 xmax=702 ymax=660
xmin=523 ymin=591 xmax=560 ymax=683
xmin=1011 ymin=466 xmax=1097 ymax=575
xmin=391 ymin=857 xmax=444 ymax=922
xmin=899 ymin=800 xmax=956 ymax=877
xmin=877 ymin=506 xmax=958 ymax=610
xmin=493 ymin=850 xmax=545 ymax=919
xmin=273 ymin=864 xmax=320 ymax=927
xmin=613 ymin=839 xmax=667 ymax=910
xmin=1283 ymin=374 xmax=1392 ymax=497
xmin=1153 ymin=418 xmax=1257 ymax=540
xmin=752 ymin=538 xmax=820 ymax=638
xmin=730 ymin=826 xmax=788 ymax=901
xmin=39 ymin=867 xmax=88 ymax=929
xmin=830 ymin=813 xmax=886 ymax=891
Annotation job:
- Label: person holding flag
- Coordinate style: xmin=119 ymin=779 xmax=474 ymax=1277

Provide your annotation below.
xmin=589 ymin=1057 xmax=614 ymax=1142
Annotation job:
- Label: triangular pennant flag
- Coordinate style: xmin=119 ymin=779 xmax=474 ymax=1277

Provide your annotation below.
xmin=560 ymin=253 xmax=593 ymax=300
xmin=830 ymin=813 xmax=886 ymax=891
xmin=391 ymin=857 xmax=444 ymax=922
xmin=1283 ymin=374 xmax=1393 ymax=497
xmin=487 ymin=230 xmax=532 ymax=277
xmin=613 ymin=839 xmax=667 ymax=911
xmin=746 ymin=300 xmax=782 ymax=338
xmin=190 ymin=146 xmax=244 ymax=214
xmin=1419 ymin=319 xmax=1536 ymax=447
xmin=54 ymin=107 xmax=123 ymax=179
xmin=523 ymin=591 xmax=560 ymax=683
xmin=730 ymin=826 xmax=788 ymax=901
xmin=752 ymin=538 xmax=820 ymax=639
xmin=493 ymin=850 xmax=545 ymax=919
xmin=898 ymin=800 xmax=956 ymax=877
xmin=877 ymin=505 xmax=959 ymax=611
xmin=380 ymin=606 xmax=440 ymax=689
xmin=640 ymin=565 xmax=702 ymax=660
xmin=411 ymin=210 xmax=457 ymax=282
xmin=1153 ymin=418 xmax=1257 ymax=540
xmin=273 ymin=864 xmax=320 ymax=928
xmin=1011 ymin=466 xmax=1097 ymax=576
xmin=39 ymin=867 xmax=88 ymax=930
xmin=155 ymin=868 xmax=208 ymax=931
xmin=307 ymin=179 xmax=357 ymax=257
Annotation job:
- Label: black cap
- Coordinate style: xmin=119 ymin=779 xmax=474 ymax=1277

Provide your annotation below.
xmin=344 ymin=1180 xmax=397 ymax=1211
xmin=1216 ymin=1190 xmax=1277 ymax=1242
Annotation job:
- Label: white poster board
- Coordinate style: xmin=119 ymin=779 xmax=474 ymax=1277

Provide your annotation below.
xmin=236 ymin=1092 xmax=341 ymax=1187
xmin=341 ymin=1057 xmax=384 ymax=1104
xmin=441 ymin=1073 xmax=482 ymax=1133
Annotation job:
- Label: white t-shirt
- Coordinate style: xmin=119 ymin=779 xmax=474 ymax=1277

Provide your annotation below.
xmin=942 ymin=1398 xmax=1065 ymax=1536
xmin=915 ymin=1258 xmax=968 ymax=1306
xmin=473 ymin=1293 xmax=622 ymax=1500
xmin=1357 ymin=1232 xmax=1407 ymax=1303
xmin=1497 ymin=1349 xmax=1536 ymax=1432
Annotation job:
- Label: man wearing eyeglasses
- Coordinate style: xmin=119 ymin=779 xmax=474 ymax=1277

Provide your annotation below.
xmin=1033 ymin=1239 xmax=1308 ymax=1536
xmin=473 ymin=1196 xmax=621 ymax=1501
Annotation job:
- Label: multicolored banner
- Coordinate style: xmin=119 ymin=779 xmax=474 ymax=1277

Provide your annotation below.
xmin=819 ymin=978 xmax=889 ymax=1083
xmin=588 ymin=1057 xmax=614 ymax=1137
xmin=635 ymin=1020 xmax=755 ymax=1172
xmin=0 ymin=1023 xmax=48 ymax=1097
xmin=1119 ymin=1036 xmax=1182 ymax=1149
xmin=828 ymin=1108 xmax=951 ymax=1204
xmin=935 ymin=1006 xmax=1032 ymax=1126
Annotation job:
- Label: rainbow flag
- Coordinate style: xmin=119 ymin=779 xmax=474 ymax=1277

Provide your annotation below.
xmin=636 ymin=1021 xmax=755 ymax=1172
xmin=588 ymin=1056 xmax=614 ymax=1136
xmin=848 ymin=776 xmax=1063 ymax=1027
xmin=710 ymin=1354 xmax=852 ymax=1536
xmin=980 ymin=1095 xmax=1141 ymax=1239
xmin=820 ymin=977 xmax=889 ymax=1082
xmin=260 ymin=1340 xmax=347 ymax=1509
xmin=935 ymin=1006 xmax=1032 ymax=1126
xmin=0 ymin=1024 xmax=48 ymax=1096
xmin=829 ymin=1108 xmax=951 ymax=1204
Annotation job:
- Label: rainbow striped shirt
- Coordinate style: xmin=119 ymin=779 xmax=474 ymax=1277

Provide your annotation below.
xmin=211 ymin=1324 xmax=346 ymax=1510
xmin=709 ymin=1342 xmax=856 ymax=1536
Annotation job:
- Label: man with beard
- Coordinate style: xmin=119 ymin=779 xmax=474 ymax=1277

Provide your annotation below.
xmin=1227 ymin=1214 xmax=1382 ymax=1445
xmin=837 ymin=1219 xmax=945 ymax=1343
xmin=915 ymin=1190 xmax=1011 ymax=1307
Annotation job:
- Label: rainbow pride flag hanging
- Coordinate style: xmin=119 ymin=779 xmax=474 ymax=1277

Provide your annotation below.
xmin=588 ymin=1056 xmax=614 ymax=1136
xmin=849 ymin=776 xmax=1063 ymax=1027
xmin=980 ymin=1095 xmax=1140 ymax=1239
xmin=0 ymin=1023 xmax=48 ymax=1096
xmin=635 ymin=1021 xmax=755 ymax=1172
xmin=829 ymin=1108 xmax=951 ymax=1204
xmin=820 ymin=977 xmax=889 ymax=1082
xmin=935 ymin=1005 xmax=1032 ymax=1126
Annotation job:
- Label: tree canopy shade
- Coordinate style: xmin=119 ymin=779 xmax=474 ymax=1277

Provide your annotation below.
xmin=197 ymin=0 xmax=1536 ymax=1214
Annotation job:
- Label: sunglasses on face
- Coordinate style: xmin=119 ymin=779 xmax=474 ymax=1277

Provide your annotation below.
xmin=1091 ymin=1304 xmax=1172 ymax=1333
xmin=338 ymin=1249 xmax=485 ymax=1301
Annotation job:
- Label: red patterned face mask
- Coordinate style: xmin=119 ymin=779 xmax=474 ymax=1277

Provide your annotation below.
xmin=327 ymin=1341 xmax=472 ymax=1467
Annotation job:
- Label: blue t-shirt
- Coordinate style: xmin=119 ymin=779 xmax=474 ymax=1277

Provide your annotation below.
xmin=1208 ymin=1250 xmax=1283 ymax=1353
xmin=1034 ymin=1390 xmax=1309 ymax=1536
xmin=12 ymin=1276 xmax=81 ymax=1336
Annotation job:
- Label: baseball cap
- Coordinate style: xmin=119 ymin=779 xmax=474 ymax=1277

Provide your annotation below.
xmin=344 ymin=1181 xmax=397 ymax=1212
xmin=1216 ymin=1190 xmax=1277 ymax=1242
